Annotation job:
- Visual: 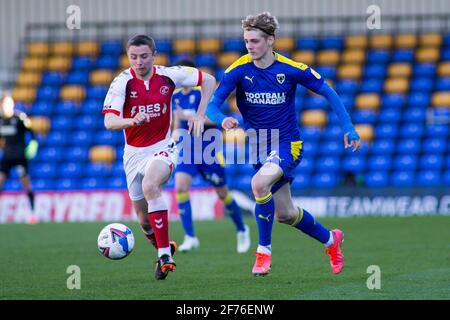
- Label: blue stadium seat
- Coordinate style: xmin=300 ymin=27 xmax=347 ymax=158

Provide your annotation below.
xmin=444 ymin=33 xmax=450 ymax=47
xmin=32 ymin=163 xmax=58 ymax=179
xmin=408 ymin=92 xmax=430 ymax=108
xmin=402 ymin=107 xmax=426 ymax=123
xmin=409 ymin=77 xmax=434 ymax=92
xmin=41 ymin=72 xmax=65 ymax=87
xmin=445 ymin=171 xmax=450 ymax=186
xmin=61 ymin=162 xmax=85 ymax=178
xmin=36 ymin=86 xmax=60 ymax=101
xmin=43 ymin=131 xmax=69 ymax=148
xmin=72 ymin=130 xmax=94 ymax=146
xmin=321 ymin=36 xmax=344 ymax=50
xmin=416 ymin=171 xmax=441 ymax=187
xmin=319 ymin=140 xmax=343 ymax=156
xmin=426 ymin=124 xmax=449 ymax=138
xmin=375 ymin=124 xmax=398 ymax=140
xmin=435 ymin=77 xmax=450 ymax=91
xmin=441 ymin=48 xmax=450 ymax=61
xmin=391 ymin=49 xmax=414 ymax=62
xmin=338 ymin=94 xmax=355 ymax=110
xmin=423 ymin=138 xmax=447 ymax=154
xmin=297 ymin=156 xmax=314 ymax=172
xmin=52 ymin=115 xmax=74 ymax=131
xmin=100 ymin=40 xmax=123 ymax=56
xmin=81 ymin=99 xmax=103 ymax=114
xmin=65 ymin=147 xmax=89 ymax=161
xmin=394 ymin=155 xmax=418 ymax=171
xmin=367 ymin=50 xmax=390 ymax=63
xmin=95 ymin=130 xmax=122 ymax=145
xmin=75 ymin=115 xmax=100 ymax=130
xmin=371 ymin=139 xmax=395 ymax=155
xmin=322 ymin=125 xmax=342 ymax=141
xmin=301 ymin=126 xmax=322 ymax=142
xmin=368 ymin=155 xmax=392 ymax=171
xmin=312 ymin=172 xmax=338 ymax=188
xmin=71 ymin=56 xmax=96 ymax=71
xmin=33 ymin=178 xmax=55 ymax=191
xmin=222 ymin=38 xmax=246 ymax=52
xmin=38 ymin=147 xmax=62 ymax=163
xmin=335 ymin=80 xmax=359 ymax=95
xmin=390 ymin=171 xmax=415 ymax=187
xmin=379 ymin=108 xmax=401 ymax=123
xmin=31 ymin=101 xmax=55 ymax=116
xmin=420 ymin=154 xmax=444 ymax=170
xmin=86 ymin=163 xmax=112 ymax=178
xmin=316 ymin=156 xmax=340 ymax=172
xmin=82 ymin=177 xmax=106 ymax=189
xmin=353 ymin=110 xmax=377 ymax=124
xmin=96 ymin=56 xmax=119 ymax=70
xmin=301 ymin=141 xmax=317 ymax=157
xmin=315 ymin=66 xmax=336 ymax=79
xmin=111 ymin=162 xmax=124 ymax=177
xmin=115 ymin=147 xmax=124 ymax=160
xmin=291 ymin=173 xmax=310 ymax=189
xmin=397 ymin=139 xmax=421 ymax=154
xmin=107 ymin=176 xmax=127 ymax=189
xmin=55 ymin=101 xmax=80 ymax=115
xmin=86 ymin=86 xmax=108 ymax=100
xmin=170 ymin=53 xmax=193 ymax=65
xmin=363 ymin=64 xmax=387 ymax=79
xmin=381 ymin=93 xmax=406 ymax=109
xmin=304 ymin=95 xmax=328 ymax=109
xmin=399 ymin=123 xmax=424 ymax=138
xmin=195 ymin=53 xmax=217 ymax=68
xmin=342 ymin=155 xmax=366 ymax=173
xmin=359 ymin=79 xmax=383 ymax=93
xmin=365 ymin=171 xmax=389 ymax=188
xmin=413 ymin=63 xmax=436 ymax=77
xmin=154 ymin=39 xmax=172 ymax=54
xmin=296 ymin=37 xmax=318 ymax=50
xmin=3 ymin=180 xmax=21 ymax=191
xmin=56 ymin=178 xmax=79 ymax=190
xmin=65 ymin=71 xmax=89 ymax=85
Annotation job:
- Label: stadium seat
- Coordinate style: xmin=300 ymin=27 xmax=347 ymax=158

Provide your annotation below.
xmin=291 ymin=174 xmax=310 ymax=189
xmin=391 ymin=49 xmax=415 ymax=62
xmin=379 ymin=108 xmax=401 ymax=123
xmin=72 ymin=56 xmax=96 ymax=71
xmin=426 ymin=124 xmax=449 ymax=138
xmin=108 ymin=176 xmax=127 ymax=189
xmin=384 ymin=78 xmax=409 ymax=93
xmin=345 ymin=35 xmax=368 ymax=49
xmin=56 ymin=178 xmax=79 ymax=190
xmin=322 ymin=125 xmax=343 ymax=141
xmin=431 ymin=92 xmax=450 ymax=107
xmin=420 ymin=154 xmax=444 ymax=170
xmin=222 ymin=38 xmax=246 ymax=52
xmin=274 ymin=36 xmax=295 ymax=52
xmin=15 ymin=71 xmax=41 ymax=87
xmin=301 ymin=126 xmax=322 ymax=142
xmin=435 ymin=77 xmax=450 ymax=91
xmin=297 ymin=156 xmax=314 ymax=172
xmin=12 ymin=87 xmax=36 ymax=103
xmin=400 ymin=123 xmax=424 ymax=138
xmin=291 ymin=50 xmax=315 ymax=66
xmin=60 ymin=85 xmax=85 ymax=101
xmin=402 ymin=107 xmax=426 ymax=123
xmin=89 ymin=145 xmax=116 ymax=163
xmin=36 ymin=85 xmax=60 ymax=101
xmin=315 ymin=66 xmax=336 ymax=80
xmin=355 ymin=93 xmax=380 ymax=110
xmin=367 ymin=50 xmax=390 ymax=63
xmin=388 ymin=63 xmax=412 ymax=78
xmin=410 ymin=77 xmax=434 ymax=92
xmin=32 ymin=178 xmax=55 ymax=191
xmin=197 ymin=38 xmax=221 ymax=53
xmin=413 ymin=63 xmax=436 ymax=77
xmin=341 ymin=49 xmax=365 ymax=64
xmin=301 ymin=110 xmax=327 ymax=127
xmin=51 ymin=42 xmax=74 ymax=55
xmin=32 ymin=163 xmax=58 ymax=179
xmin=317 ymin=50 xmax=340 ymax=65
xmin=90 ymin=70 xmax=114 ymax=86
xmin=419 ymin=33 xmax=442 ymax=47
xmin=76 ymin=41 xmax=99 ymax=56
xmin=363 ymin=64 xmax=387 ymax=79
xmin=423 ymin=138 xmax=447 ymax=154
xmin=86 ymin=86 xmax=108 ymax=100
xmin=353 ymin=110 xmax=377 ymax=124
xmin=195 ymin=53 xmax=217 ymax=68
xmin=296 ymin=37 xmax=319 ymax=50
xmin=217 ymin=52 xmax=241 ymax=69
xmin=338 ymin=64 xmax=362 ymax=80
xmin=72 ymin=130 xmax=94 ymax=145
xmin=43 ymin=131 xmax=69 ymax=147
xmin=370 ymin=34 xmax=393 ymax=49
xmin=96 ymin=56 xmax=119 ymax=70
xmin=394 ymin=34 xmax=417 ymax=48
xmin=27 ymin=42 xmax=50 ymax=56
xmin=342 ymin=155 xmax=366 ymax=173
xmin=375 ymin=124 xmax=398 ymax=140
xmin=173 ymin=39 xmax=196 ymax=54
xmin=154 ymin=39 xmax=172 ymax=54
xmin=95 ymin=130 xmax=122 ymax=145
xmin=22 ymin=57 xmax=47 ymax=72
xmin=65 ymin=147 xmax=89 ymax=162
xmin=319 ymin=140 xmax=343 ymax=156
xmin=100 ymin=40 xmax=123 ymax=56
xmin=416 ymin=171 xmax=441 ymax=187
xmin=335 ymin=80 xmax=359 ymax=94
xmin=371 ymin=139 xmax=395 ymax=155
xmin=54 ymin=101 xmax=81 ymax=115
xmin=312 ymin=172 xmax=338 ymax=188
xmin=394 ymin=155 xmax=418 ymax=171
xmin=408 ymin=92 xmax=430 ymax=108
xmin=397 ymin=138 xmax=421 ymax=154
xmin=416 ymin=47 xmax=440 ymax=63
xmin=390 ymin=171 xmax=415 ymax=187
xmin=47 ymin=56 xmax=71 ymax=72
xmin=41 ymin=71 xmax=65 ymax=87
xmin=29 ymin=116 xmax=51 ymax=135
xmin=359 ymin=79 xmax=383 ymax=93
xmin=154 ymin=54 xmax=169 ymax=66
xmin=437 ymin=62 xmax=450 ymax=77
xmin=365 ymin=171 xmax=389 ymax=188
xmin=62 ymin=162 xmax=86 ymax=178
xmin=31 ymin=101 xmax=55 ymax=116
xmin=65 ymin=71 xmax=90 ymax=85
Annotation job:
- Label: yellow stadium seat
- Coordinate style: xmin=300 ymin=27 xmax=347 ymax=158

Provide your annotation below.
xmin=12 ymin=87 xmax=36 ymax=103
xmin=22 ymin=57 xmax=47 ymax=71
xmin=345 ymin=35 xmax=368 ymax=49
xmin=28 ymin=42 xmax=49 ymax=56
xmin=89 ymin=145 xmax=116 ymax=164
xmin=301 ymin=110 xmax=327 ymax=127
xmin=438 ymin=62 xmax=450 ymax=77
xmin=51 ymin=42 xmax=74 ymax=55
xmin=388 ymin=63 xmax=412 ymax=78
xmin=198 ymin=38 xmax=221 ymax=53
xmin=384 ymin=78 xmax=409 ymax=93
xmin=317 ymin=50 xmax=340 ymax=65
xmin=218 ymin=52 xmax=241 ymax=68
xmin=90 ymin=70 xmax=114 ymax=86
xmin=370 ymin=34 xmax=393 ymax=49
xmin=419 ymin=33 xmax=442 ymax=47
xmin=76 ymin=41 xmax=99 ymax=56
xmin=47 ymin=56 xmax=71 ymax=72
xmin=355 ymin=93 xmax=380 ymax=110
xmin=15 ymin=71 xmax=42 ymax=87
xmin=274 ymin=36 xmax=295 ymax=52
xmin=338 ymin=64 xmax=362 ymax=80
xmin=432 ymin=92 xmax=450 ymax=107
xmin=291 ymin=50 xmax=315 ymax=66
xmin=223 ymin=128 xmax=246 ymax=146
xmin=154 ymin=54 xmax=169 ymax=66
xmin=355 ymin=124 xmax=374 ymax=142
xmin=60 ymin=85 xmax=85 ymax=101
xmin=416 ymin=47 xmax=440 ymax=63
xmin=29 ymin=116 xmax=51 ymax=135
xmin=341 ymin=49 xmax=366 ymax=64
xmin=173 ymin=39 xmax=196 ymax=54
xmin=119 ymin=54 xmax=129 ymax=69
xmin=394 ymin=34 xmax=417 ymax=48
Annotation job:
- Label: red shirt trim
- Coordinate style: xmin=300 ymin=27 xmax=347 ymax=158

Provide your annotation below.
xmin=102 ymin=109 xmax=120 ymax=116
xmin=197 ymin=69 xmax=203 ymax=86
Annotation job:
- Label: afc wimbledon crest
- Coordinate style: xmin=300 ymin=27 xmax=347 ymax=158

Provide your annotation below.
xmin=276 ymin=73 xmax=285 ymax=84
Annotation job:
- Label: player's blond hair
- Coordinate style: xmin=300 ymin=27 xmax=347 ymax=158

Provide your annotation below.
xmin=241 ymin=12 xmax=279 ymax=37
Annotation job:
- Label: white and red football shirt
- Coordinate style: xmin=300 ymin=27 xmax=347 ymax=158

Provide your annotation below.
xmin=102 ymin=65 xmax=202 ymax=148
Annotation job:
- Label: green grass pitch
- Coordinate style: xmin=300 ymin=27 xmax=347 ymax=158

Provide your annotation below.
xmin=1 ymin=215 xmax=449 ymax=300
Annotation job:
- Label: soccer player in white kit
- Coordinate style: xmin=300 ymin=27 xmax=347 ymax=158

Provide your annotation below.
xmin=103 ymin=35 xmax=216 ymax=280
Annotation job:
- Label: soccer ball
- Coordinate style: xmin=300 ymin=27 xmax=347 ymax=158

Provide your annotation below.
xmin=97 ymin=223 xmax=135 ymax=260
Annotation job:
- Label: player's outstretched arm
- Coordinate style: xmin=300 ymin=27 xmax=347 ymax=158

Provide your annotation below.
xmin=188 ymin=72 xmax=216 ymax=136
xmin=317 ymin=82 xmax=361 ymax=152
xmin=104 ymin=112 xmax=150 ymax=130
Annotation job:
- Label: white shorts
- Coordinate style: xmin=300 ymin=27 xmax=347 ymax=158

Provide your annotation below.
xmin=123 ymin=139 xmax=178 ymax=201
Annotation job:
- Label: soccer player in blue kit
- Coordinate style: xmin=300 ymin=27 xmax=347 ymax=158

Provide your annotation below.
xmin=172 ymin=60 xmax=251 ymax=253
xmin=206 ymin=12 xmax=361 ymax=276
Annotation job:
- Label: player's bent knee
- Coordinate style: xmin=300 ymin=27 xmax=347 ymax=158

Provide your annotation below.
xmin=251 ymin=177 xmax=270 ymax=198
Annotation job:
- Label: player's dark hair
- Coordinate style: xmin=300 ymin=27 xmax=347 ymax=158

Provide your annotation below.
xmin=126 ymin=34 xmax=156 ymax=52
xmin=242 ymin=12 xmax=279 ymax=37
xmin=173 ymin=59 xmax=196 ymax=68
